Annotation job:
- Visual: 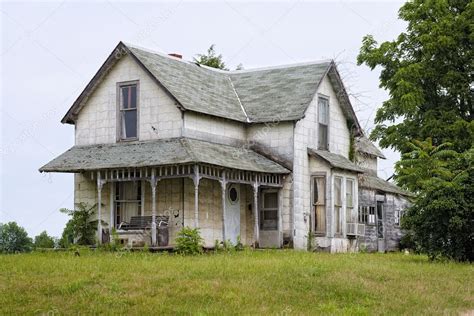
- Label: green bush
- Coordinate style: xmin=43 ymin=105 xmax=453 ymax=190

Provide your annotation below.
xmin=60 ymin=202 xmax=102 ymax=246
xmin=0 ymin=222 xmax=33 ymax=253
xmin=34 ymin=231 xmax=55 ymax=249
xmin=175 ymin=227 xmax=203 ymax=255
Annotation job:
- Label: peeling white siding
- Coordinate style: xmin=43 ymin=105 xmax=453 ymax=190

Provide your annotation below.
xmin=292 ymin=75 xmax=353 ymax=249
xmin=75 ymin=55 xmax=182 ymax=145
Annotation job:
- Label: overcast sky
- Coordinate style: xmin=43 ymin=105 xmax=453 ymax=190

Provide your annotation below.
xmin=0 ymin=0 xmax=405 ymax=238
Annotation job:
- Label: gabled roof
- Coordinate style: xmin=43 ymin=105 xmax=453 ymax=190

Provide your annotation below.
xmin=39 ymin=137 xmax=289 ymax=174
xmin=307 ymin=148 xmax=364 ymax=173
xmin=355 ymin=136 xmax=386 ymax=159
xmin=61 ymin=42 xmax=362 ymax=133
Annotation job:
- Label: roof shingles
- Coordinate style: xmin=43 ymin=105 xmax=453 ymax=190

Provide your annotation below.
xmin=39 ymin=138 xmax=289 ymax=174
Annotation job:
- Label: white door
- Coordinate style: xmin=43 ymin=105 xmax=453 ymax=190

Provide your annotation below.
xmin=225 ymin=184 xmax=240 ymax=245
xmin=259 ymin=189 xmax=280 ymax=248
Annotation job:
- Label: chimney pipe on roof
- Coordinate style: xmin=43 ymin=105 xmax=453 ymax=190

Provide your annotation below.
xmin=168 ymin=53 xmax=182 ymax=59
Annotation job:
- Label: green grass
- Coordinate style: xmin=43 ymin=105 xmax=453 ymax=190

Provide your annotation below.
xmin=0 ymin=250 xmax=472 ymax=315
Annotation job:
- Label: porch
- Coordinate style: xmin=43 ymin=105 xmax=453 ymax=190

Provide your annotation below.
xmin=39 ymin=137 xmax=290 ymax=248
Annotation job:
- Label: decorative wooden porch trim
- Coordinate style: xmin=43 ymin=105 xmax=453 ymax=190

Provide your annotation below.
xmin=90 ymin=163 xmax=286 ymax=245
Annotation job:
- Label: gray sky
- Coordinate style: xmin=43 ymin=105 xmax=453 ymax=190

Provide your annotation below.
xmin=0 ymin=0 xmax=405 ymax=238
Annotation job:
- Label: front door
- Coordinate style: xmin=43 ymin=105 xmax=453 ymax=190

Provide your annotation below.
xmin=225 ymin=184 xmax=240 ymax=245
xmin=259 ymin=189 xmax=280 ymax=248
xmin=376 ymin=200 xmax=385 ymax=252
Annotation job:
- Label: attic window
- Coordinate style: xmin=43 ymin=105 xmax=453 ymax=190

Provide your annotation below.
xmin=119 ymin=83 xmax=138 ymax=140
xmin=318 ymin=96 xmax=329 ymax=150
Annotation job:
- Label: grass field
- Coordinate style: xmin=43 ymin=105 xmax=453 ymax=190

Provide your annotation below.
xmin=0 ymin=250 xmax=472 ymax=315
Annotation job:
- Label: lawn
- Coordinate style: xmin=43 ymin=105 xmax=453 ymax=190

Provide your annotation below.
xmin=0 ymin=250 xmax=472 ymax=315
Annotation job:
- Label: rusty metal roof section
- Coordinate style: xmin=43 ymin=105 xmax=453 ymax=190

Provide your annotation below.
xmin=39 ymin=138 xmax=289 ymax=174
xmin=307 ymin=148 xmax=365 ymax=173
xmin=355 ymin=136 xmax=386 ymax=159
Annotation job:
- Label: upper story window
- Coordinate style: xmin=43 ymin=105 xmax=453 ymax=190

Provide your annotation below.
xmin=119 ymin=82 xmax=138 ymax=140
xmin=318 ymin=96 xmax=329 ymax=150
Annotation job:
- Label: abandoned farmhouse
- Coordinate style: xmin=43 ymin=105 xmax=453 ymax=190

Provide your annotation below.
xmin=40 ymin=42 xmax=411 ymax=252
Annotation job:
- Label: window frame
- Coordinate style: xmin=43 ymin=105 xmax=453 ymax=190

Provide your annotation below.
xmin=394 ymin=209 xmax=404 ymax=226
xmin=260 ymin=189 xmax=279 ymax=231
xmin=114 ymin=181 xmax=142 ymax=228
xmin=345 ymin=178 xmax=355 ymax=223
xmin=358 ymin=205 xmax=376 ymax=225
xmin=117 ymin=80 xmax=140 ymax=142
xmin=311 ymin=173 xmax=327 ymax=235
xmin=317 ymin=94 xmax=330 ymax=150
xmin=334 ymin=176 xmax=343 ymax=235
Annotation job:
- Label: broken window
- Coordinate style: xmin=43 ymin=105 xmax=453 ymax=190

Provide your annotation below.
xmin=358 ymin=206 xmax=376 ymax=225
xmin=119 ymin=83 xmax=138 ymax=140
xmin=394 ymin=209 xmax=404 ymax=226
xmin=312 ymin=176 xmax=326 ymax=234
xmin=318 ymin=96 xmax=329 ymax=150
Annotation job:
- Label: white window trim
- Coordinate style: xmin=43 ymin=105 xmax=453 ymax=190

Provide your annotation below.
xmin=317 ymin=94 xmax=330 ymax=150
xmin=116 ymin=80 xmax=140 ymax=142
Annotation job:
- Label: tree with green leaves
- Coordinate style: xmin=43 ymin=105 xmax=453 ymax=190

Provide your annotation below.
xmin=34 ymin=231 xmax=55 ymax=249
xmin=358 ymin=0 xmax=473 ymax=261
xmin=194 ymin=45 xmax=228 ymax=70
xmin=60 ymin=202 xmax=102 ymax=246
xmin=357 ymin=0 xmax=473 ymax=153
xmin=0 ymin=222 xmax=33 ymax=253
xmin=397 ymin=143 xmax=473 ymax=261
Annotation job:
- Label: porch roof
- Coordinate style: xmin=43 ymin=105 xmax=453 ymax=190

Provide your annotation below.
xmin=39 ymin=137 xmax=289 ymax=174
xmin=359 ymin=173 xmax=412 ymax=197
xmin=307 ymin=148 xmax=364 ymax=173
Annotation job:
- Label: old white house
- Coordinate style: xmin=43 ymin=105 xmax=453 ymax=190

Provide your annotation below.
xmin=40 ymin=42 xmax=410 ymax=252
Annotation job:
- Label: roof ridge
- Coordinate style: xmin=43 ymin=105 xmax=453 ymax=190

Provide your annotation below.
xmin=229 ymin=59 xmax=333 ymax=74
xmin=228 ymin=77 xmax=250 ymax=123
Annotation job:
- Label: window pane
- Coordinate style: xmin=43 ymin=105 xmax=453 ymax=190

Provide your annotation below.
xmin=263 ymin=192 xmax=278 ymax=209
xmin=346 ymin=179 xmax=353 ymax=208
xmin=315 ymin=205 xmax=326 ymax=233
xmin=334 ymin=177 xmax=342 ymax=206
xmin=318 ymin=97 xmax=329 ymax=124
xmin=121 ymin=87 xmax=129 ymax=109
xmin=122 ymin=109 xmax=137 ymax=139
xmin=335 ymin=206 xmax=341 ymax=233
xmin=264 ymin=210 xmax=278 ymax=220
xmin=313 ymin=177 xmax=325 ymax=205
xmin=130 ymin=86 xmax=137 ymax=109
xmin=319 ymin=124 xmax=328 ymax=150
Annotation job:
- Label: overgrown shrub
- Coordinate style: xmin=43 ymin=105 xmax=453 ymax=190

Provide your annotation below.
xmin=60 ymin=202 xmax=102 ymax=246
xmin=34 ymin=231 xmax=55 ymax=249
xmin=0 ymin=222 xmax=33 ymax=253
xmin=175 ymin=227 xmax=203 ymax=255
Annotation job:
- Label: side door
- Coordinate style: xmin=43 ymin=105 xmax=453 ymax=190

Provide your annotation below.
xmin=259 ymin=189 xmax=280 ymax=248
xmin=376 ymin=200 xmax=385 ymax=252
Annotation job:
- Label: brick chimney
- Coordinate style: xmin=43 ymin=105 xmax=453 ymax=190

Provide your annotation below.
xmin=168 ymin=53 xmax=182 ymax=59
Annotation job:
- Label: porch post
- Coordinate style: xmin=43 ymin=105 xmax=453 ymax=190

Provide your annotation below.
xmin=253 ymin=179 xmax=260 ymax=248
xmin=220 ymin=171 xmax=227 ymax=242
xmin=193 ymin=165 xmax=200 ymax=228
xmin=150 ymin=168 xmax=158 ymax=247
xmin=97 ymin=171 xmax=103 ymax=245
xmin=109 ymin=182 xmax=114 ymax=240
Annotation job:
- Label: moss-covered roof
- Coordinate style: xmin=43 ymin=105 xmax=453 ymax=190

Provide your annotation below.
xmin=39 ymin=138 xmax=289 ymax=174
